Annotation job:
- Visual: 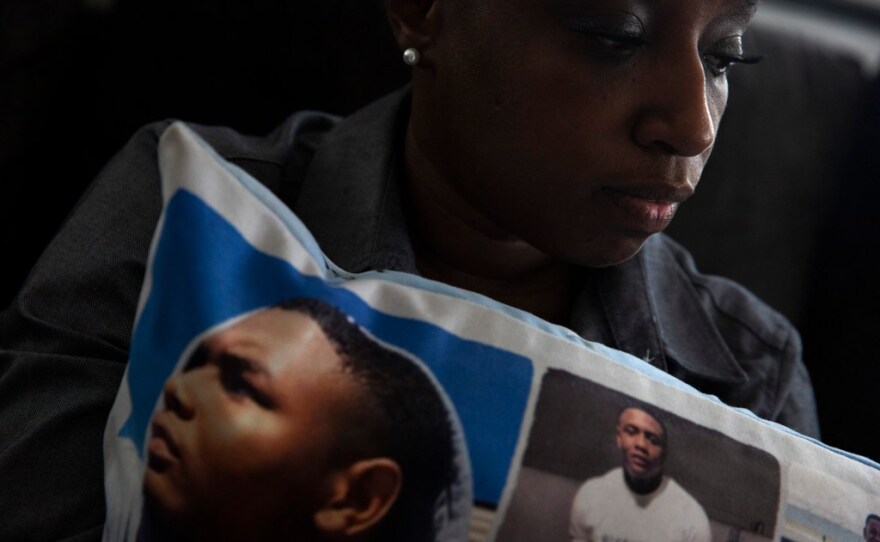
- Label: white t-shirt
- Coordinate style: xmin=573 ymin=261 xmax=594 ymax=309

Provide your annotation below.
xmin=569 ymin=467 xmax=711 ymax=542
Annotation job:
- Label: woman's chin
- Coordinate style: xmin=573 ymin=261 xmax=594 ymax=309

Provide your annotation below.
xmin=547 ymin=233 xmax=653 ymax=269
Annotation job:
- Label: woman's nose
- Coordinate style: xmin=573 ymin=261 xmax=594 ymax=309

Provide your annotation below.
xmin=632 ymin=51 xmax=719 ymax=158
xmin=163 ymin=372 xmax=196 ymax=420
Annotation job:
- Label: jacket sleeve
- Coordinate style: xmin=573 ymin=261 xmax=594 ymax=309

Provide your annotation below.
xmin=0 ymin=121 xmax=170 ymax=541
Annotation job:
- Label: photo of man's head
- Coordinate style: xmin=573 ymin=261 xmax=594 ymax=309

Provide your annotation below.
xmin=140 ymin=297 xmax=459 ymax=542
xmin=615 ymin=406 xmax=667 ymax=488
xmin=865 ymin=513 xmax=880 ymax=542
xmin=569 ymin=405 xmax=710 ymax=542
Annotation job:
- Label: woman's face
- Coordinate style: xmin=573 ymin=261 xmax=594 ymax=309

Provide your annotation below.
xmin=415 ymin=0 xmax=756 ymax=266
xmin=143 ymin=309 xmax=359 ymax=540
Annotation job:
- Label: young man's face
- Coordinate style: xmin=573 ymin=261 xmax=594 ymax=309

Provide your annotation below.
xmin=616 ymin=408 xmax=666 ymax=481
xmin=143 ymin=308 xmax=361 ymax=540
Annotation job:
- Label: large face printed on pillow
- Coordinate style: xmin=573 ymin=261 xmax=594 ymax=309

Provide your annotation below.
xmin=411 ymin=0 xmax=757 ymax=267
xmin=142 ymin=308 xmax=368 ymax=540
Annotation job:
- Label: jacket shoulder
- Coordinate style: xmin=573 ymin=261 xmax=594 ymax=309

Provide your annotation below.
xmin=652 ymin=234 xmax=794 ymax=353
xmin=644 ymin=235 xmax=818 ymax=437
xmin=184 ymin=111 xmax=340 ymax=165
xmin=115 ymin=112 xmax=337 ymax=207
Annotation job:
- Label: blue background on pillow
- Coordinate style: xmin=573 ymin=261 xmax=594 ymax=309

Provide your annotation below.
xmin=120 ymin=189 xmax=533 ymax=504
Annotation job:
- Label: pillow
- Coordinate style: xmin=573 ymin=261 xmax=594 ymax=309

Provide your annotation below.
xmin=103 ymin=122 xmax=880 ymax=542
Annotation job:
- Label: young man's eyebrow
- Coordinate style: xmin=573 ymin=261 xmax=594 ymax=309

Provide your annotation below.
xmin=184 ymin=343 xmax=209 ymax=371
xmin=222 ymin=352 xmax=272 ymax=377
xmin=183 ymin=343 xmax=272 ymax=379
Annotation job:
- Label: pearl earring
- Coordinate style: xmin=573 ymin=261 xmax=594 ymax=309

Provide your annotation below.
xmin=402 ymin=47 xmax=421 ymax=66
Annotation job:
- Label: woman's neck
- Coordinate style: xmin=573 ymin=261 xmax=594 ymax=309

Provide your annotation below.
xmin=403 ymin=125 xmax=580 ymax=325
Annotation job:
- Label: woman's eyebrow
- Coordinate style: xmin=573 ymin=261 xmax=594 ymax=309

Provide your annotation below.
xmin=714 ymin=0 xmax=758 ymax=28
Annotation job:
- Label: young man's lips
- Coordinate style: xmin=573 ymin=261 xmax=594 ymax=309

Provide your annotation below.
xmin=147 ymin=417 xmax=181 ymax=471
xmin=628 ymin=453 xmax=651 ymax=468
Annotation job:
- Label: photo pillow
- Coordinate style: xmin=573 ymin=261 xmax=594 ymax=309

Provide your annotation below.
xmin=103 ymin=123 xmax=880 ymax=542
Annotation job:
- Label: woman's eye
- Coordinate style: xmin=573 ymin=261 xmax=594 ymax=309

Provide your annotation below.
xmin=564 ymin=12 xmax=646 ymax=60
xmin=702 ymin=35 xmax=762 ymax=77
xmin=703 ymin=54 xmax=736 ymax=76
xmin=702 ymin=52 xmax=762 ymax=77
xmin=590 ymin=32 xmax=646 ymax=57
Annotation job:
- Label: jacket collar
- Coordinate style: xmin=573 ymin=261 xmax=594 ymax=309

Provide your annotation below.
xmin=294 ymin=87 xmax=746 ymax=385
xmin=573 ymin=239 xmax=748 ymax=384
xmin=294 ymin=87 xmax=417 ymax=275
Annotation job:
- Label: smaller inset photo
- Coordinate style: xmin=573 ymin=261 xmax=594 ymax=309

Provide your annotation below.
xmin=495 ymin=369 xmax=781 ymax=542
xmin=781 ymin=464 xmax=880 ymax=542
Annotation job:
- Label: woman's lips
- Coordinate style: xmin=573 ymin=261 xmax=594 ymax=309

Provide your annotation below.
xmin=601 ymin=184 xmax=692 ymax=233
xmin=147 ymin=417 xmax=181 ymax=472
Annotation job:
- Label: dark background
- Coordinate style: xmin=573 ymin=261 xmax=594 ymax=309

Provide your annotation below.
xmin=2 ymin=0 xmax=879 ymax=459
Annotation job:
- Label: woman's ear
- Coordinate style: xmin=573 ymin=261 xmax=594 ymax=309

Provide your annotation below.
xmin=313 ymin=458 xmax=403 ymax=538
xmin=385 ymin=0 xmax=442 ymax=55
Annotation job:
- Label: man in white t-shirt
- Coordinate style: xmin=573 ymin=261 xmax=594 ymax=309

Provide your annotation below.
xmin=569 ymin=406 xmax=711 ymax=542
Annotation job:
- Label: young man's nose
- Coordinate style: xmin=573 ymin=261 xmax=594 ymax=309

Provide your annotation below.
xmin=634 ymin=435 xmax=649 ymax=451
xmin=632 ymin=51 xmax=717 ymax=158
xmin=163 ymin=372 xmax=196 ymax=420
